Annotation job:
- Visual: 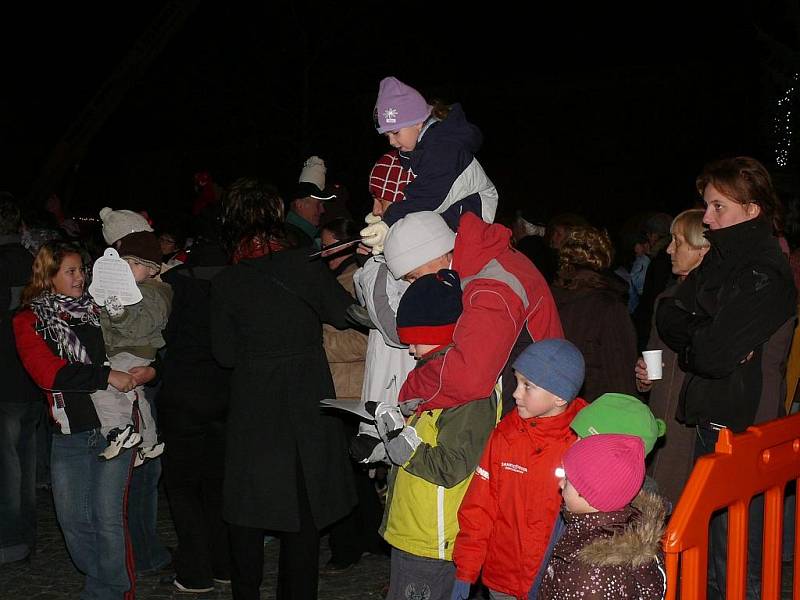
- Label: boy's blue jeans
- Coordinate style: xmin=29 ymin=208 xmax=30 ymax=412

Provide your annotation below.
xmin=51 ymin=429 xmax=135 ymax=599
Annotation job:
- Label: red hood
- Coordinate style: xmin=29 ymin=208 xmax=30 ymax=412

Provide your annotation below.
xmin=452 ymin=212 xmax=513 ymax=277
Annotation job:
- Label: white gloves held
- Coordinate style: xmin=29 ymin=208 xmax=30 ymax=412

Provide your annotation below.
xmin=360 ymin=214 xmax=389 ymax=255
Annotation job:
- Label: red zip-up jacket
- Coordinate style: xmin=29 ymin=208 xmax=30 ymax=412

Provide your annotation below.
xmin=398 ymin=213 xmax=563 ymax=410
xmin=453 ymin=399 xmax=587 ymax=599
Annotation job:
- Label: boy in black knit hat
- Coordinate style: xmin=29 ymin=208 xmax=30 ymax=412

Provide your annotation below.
xmin=93 ymin=231 xmax=173 ymax=465
xmin=370 ymin=269 xmax=499 ymax=600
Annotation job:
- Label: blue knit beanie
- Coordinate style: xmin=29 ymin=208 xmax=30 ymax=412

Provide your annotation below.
xmin=512 ymin=339 xmax=585 ymax=402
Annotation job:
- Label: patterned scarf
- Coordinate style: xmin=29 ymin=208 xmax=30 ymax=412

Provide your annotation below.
xmin=29 ymin=292 xmax=100 ymax=364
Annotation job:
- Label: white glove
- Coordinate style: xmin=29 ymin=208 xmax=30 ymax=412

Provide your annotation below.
xmin=385 ymin=426 xmax=422 ymax=465
xmin=360 ymin=219 xmax=390 ymax=255
xmin=365 ymin=401 xmax=406 ymax=443
xmin=104 ymin=295 xmax=125 ymax=318
xmin=364 ymin=213 xmax=382 ymax=225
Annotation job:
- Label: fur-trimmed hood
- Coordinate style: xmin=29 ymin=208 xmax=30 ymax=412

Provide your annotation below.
xmin=575 ymin=490 xmax=666 ymax=568
xmin=538 ymin=490 xmax=667 ymax=600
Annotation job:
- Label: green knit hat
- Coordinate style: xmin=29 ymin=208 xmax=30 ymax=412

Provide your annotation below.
xmin=570 ymin=393 xmax=666 ymax=455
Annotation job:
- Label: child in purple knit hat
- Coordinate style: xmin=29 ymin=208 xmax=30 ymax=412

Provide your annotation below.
xmin=538 ymin=434 xmax=667 ymax=600
xmin=360 ymin=76 xmax=498 ymax=251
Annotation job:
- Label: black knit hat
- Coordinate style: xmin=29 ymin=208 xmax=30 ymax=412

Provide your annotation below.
xmin=397 ymin=269 xmax=462 ymax=346
xmin=117 ymin=231 xmax=162 ymax=272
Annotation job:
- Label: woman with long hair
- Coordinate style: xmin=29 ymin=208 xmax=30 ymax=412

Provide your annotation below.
xmin=210 ymin=178 xmax=357 ymax=599
xmin=13 ymin=242 xmax=151 ymax=598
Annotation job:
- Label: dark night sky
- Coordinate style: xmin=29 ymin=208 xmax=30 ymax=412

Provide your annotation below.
xmin=1 ymin=1 xmax=798 ymax=233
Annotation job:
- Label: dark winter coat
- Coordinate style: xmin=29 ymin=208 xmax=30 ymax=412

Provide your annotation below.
xmin=551 ymin=269 xmax=639 ymax=402
xmin=644 ymin=285 xmax=695 ymax=508
xmin=210 ymin=247 xmax=357 ymax=531
xmin=0 ymin=236 xmax=37 ymax=404
xmin=538 ymin=491 xmax=667 ymax=600
xmin=158 ymin=246 xmax=230 ymax=429
xmin=656 ymin=219 xmax=797 ymax=432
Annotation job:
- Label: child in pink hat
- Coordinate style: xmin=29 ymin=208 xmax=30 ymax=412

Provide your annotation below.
xmin=537 ymin=434 xmax=667 ymax=600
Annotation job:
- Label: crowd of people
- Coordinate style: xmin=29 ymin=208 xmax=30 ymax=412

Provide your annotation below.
xmin=1 ymin=76 xmax=798 ymax=600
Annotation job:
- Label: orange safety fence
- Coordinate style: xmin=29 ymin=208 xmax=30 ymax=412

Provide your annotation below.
xmin=663 ymin=413 xmax=800 ymax=600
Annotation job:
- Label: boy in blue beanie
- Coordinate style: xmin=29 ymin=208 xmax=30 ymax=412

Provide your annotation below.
xmin=372 ymin=269 xmax=499 ymax=600
xmin=451 ymin=339 xmax=588 ymax=600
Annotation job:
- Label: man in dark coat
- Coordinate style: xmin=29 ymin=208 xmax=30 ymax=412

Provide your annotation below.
xmin=157 ymin=237 xmax=232 ymax=592
xmin=210 ymin=242 xmax=357 ymax=599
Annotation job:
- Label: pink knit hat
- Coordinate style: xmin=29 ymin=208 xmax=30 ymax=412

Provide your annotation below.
xmin=369 ymin=151 xmax=415 ymax=203
xmin=562 ymin=434 xmax=645 ymax=512
xmin=374 ymin=76 xmax=432 ymax=134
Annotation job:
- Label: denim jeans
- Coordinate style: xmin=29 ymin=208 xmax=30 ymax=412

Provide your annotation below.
xmin=128 ymin=456 xmax=171 ymax=574
xmin=51 ymin=429 xmax=135 ymax=600
xmin=695 ymin=426 xmax=763 ymax=600
xmin=0 ymin=401 xmax=38 ymax=563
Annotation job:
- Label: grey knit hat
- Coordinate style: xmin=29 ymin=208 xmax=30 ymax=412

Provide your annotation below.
xmin=512 ymin=339 xmax=585 ymax=402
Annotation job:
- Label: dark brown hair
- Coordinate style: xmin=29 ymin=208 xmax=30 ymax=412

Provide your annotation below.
xmin=696 ymin=156 xmax=782 ymax=231
xmin=220 ymin=178 xmax=289 ymax=256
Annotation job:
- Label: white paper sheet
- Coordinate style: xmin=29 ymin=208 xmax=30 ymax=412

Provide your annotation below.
xmin=88 ymin=248 xmax=143 ymax=306
xmin=320 ymin=398 xmax=373 ymax=421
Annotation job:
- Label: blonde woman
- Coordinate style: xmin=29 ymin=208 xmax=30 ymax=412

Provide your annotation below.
xmin=634 ymin=209 xmax=709 ymax=506
xmin=13 ymin=242 xmax=152 ymax=598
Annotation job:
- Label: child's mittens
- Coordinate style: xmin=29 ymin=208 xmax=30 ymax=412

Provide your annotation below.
xmin=104 ymin=295 xmax=125 ymax=318
xmin=385 ymin=425 xmax=421 ymax=465
xmin=399 ymin=398 xmax=424 ymax=417
xmin=349 ymin=433 xmax=387 ymax=464
xmin=365 ymin=401 xmax=406 ymax=443
xmin=450 ymin=579 xmax=471 ymax=600
xmin=360 ymin=215 xmax=389 ymax=255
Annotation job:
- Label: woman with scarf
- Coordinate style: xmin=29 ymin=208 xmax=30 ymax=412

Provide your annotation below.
xmin=656 ymin=157 xmax=797 ymax=599
xmin=13 ymin=241 xmax=151 ymax=599
xmin=210 ymin=178 xmax=357 ymax=599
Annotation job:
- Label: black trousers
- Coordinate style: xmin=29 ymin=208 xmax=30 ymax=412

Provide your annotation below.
xmin=161 ymin=417 xmax=230 ymax=587
xmin=229 ymin=460 xmax=320 ymax=600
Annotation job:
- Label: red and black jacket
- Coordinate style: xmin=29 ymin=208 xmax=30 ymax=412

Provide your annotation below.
xmin=13 ymin=308 xmax=109 ymax=434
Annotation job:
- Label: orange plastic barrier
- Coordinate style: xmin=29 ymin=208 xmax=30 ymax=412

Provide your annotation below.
xmin=663 ymin=413 xmax=800 ymax=600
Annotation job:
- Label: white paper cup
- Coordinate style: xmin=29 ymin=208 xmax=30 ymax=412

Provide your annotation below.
xmin=642 ymin=350 xmax=663 ymax=380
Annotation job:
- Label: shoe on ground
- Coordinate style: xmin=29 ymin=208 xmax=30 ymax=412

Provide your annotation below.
xmin=141 ymin=441 xmax=165 ymax=460
xmin=159 ymin=574 xmax=214 ymax=593
xmin=99 ymin=425 xmax=141 ymax=460
xmin=320 ymin=558 xmax=358 ymax=575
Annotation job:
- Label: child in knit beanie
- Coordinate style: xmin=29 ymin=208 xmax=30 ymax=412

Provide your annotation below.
xmin=360 ymin=76 xmax=498 ymax=253
xmin=371 ymin=269 xmax=499 ymax=600
xmin=92 ymin=230 xmax=173 ymax=466
xmin=450 ymin=340 xmax=589 ymax=600
xmin=538 ymin=434 xmax=666 ymax=599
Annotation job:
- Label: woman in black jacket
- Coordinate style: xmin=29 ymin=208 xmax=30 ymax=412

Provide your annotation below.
xmin=210 ymin=179 xmax=357 ymax=600
xmin=656 ymin=156 xmax=797 ymax=599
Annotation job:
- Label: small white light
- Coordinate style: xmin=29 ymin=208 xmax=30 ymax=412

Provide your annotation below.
xmin=554 ymin=467 xmax=565 ymax=479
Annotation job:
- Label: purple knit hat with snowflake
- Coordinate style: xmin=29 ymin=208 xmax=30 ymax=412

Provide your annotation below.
xmin=374 ymin=76 xmax=432 ymax=134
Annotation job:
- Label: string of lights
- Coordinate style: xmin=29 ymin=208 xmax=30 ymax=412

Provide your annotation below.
xmin=775 ymin=72 xmax=798 ymax=168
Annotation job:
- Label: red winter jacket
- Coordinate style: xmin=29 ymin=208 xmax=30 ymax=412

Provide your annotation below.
xmin=453 ymin=399 xmax=587 ymax=599
xmin=398 ymin=213 xmax=563 ymax=410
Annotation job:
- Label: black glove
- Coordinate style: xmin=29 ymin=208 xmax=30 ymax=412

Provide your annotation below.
xmin=349 ymin=433 xmax=387 ymax=464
